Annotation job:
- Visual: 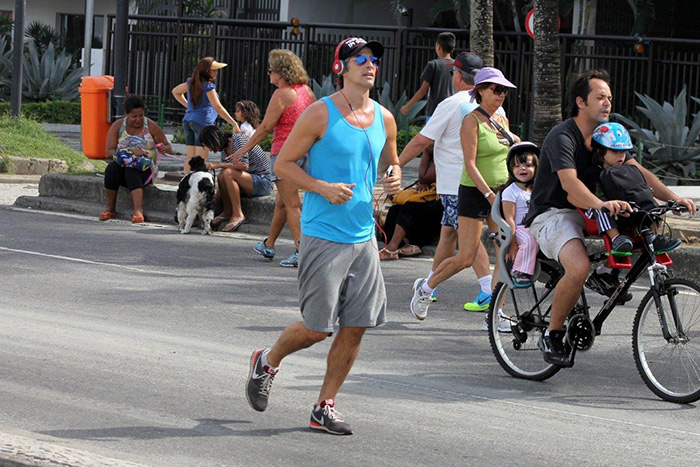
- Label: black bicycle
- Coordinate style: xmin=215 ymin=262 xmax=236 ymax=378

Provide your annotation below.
xmin=486 ymin=196 xmax=700 ymax=404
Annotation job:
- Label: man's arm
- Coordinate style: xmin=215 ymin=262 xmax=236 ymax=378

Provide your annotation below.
xmin=398 ymin=133 xmax=433 ymax=167
xmin=559 ymin=169 xmax=630 ymax=216
xmin=377 ymin=106 xmax=402 ymax=195
xmin=400 ymin=81 xmax=429 ymax=115
xmin=275 ymin=101 xmax=356 ymax=205
xmin=625 ymin=158 xmax=697 ymax=214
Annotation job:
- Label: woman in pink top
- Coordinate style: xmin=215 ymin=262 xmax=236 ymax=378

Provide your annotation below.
xmin=232 ymin=49 xmax=315 ymax=267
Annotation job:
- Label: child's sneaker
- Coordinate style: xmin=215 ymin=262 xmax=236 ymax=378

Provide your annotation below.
xmin=611 ymin=234 xmax=633 ymax=255
xmin=511 ymin=271 xmax=533 ymax=287
xmin=653 ymin=235 xmax=681 ymax=253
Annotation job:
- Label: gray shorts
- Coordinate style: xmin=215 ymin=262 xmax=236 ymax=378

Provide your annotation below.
xmin=298 ymin=234 xmax=387 ymax=333
xmin=270 ymin=154 xmax=308 ymax=182
xmin=529 ymin=208 xmax=585 ymax=261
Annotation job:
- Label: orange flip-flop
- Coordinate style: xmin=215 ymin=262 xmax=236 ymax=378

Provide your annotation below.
xmin=99 ymin=210 xmax=116 ymax=221
xmin=132 ymin=214 xmax=145 ymax=224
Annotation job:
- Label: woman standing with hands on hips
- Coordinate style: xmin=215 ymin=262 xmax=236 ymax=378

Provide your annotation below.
xmin=172 ymin=57 xmax=240 ymax=171
xmin=410 ymin=67 xmax=520 ymax=323
xmin=231 ymin=49 xmax=315 ymax=268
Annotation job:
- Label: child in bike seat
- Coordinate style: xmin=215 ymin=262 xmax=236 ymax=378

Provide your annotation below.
xmin=588 ymin=122 xmax=680 ymax=251
xmin=586 ymin=122 xmax=681 ymax=294
xmin=500 ymin=142 xmax=540 ymax=287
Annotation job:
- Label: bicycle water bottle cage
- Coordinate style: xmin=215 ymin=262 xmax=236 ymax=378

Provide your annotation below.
xmin=576 ymin=208 xmax=632 ymax=269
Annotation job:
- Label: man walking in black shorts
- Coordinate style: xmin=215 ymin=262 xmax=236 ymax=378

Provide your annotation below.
xmin=244 ymin=37 xmax=401 ymax=435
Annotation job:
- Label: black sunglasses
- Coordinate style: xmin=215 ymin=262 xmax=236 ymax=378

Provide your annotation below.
xmin=351 ymin=55 xmax=380 ymax=66
xmin=489 ymin=84 xmax=509 ymax=96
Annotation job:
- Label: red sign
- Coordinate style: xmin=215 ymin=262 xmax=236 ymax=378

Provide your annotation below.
xmin=525 ymin=9 xmax=561 ymax=39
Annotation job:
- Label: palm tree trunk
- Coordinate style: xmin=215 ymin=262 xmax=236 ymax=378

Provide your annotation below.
xmin=470 ymin=0 xmax=494 ymax=67
xmin=532 ymin=0 xmax=562 ymax=145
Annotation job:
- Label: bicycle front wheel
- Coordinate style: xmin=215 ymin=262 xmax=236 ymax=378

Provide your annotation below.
xmin=488 ymin=281 xmax=561 ymax=381
xmin=633 ymin=277 xmax=700 ymax=403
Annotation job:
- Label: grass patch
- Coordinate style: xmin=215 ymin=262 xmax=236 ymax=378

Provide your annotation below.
xmin=0 ymin=115 xmax=106 ymax=174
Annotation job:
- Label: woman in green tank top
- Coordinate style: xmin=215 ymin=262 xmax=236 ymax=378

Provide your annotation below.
xmin=411 ymin=67 xmax=520 ymax=318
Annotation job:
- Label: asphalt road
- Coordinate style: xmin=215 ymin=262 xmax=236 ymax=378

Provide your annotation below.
xmin=1 ymin=206 xmax=698 ymax=466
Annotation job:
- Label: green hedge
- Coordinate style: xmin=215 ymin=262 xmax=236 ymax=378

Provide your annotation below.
xmin=0 ymin=101 xmax=81 ymax=124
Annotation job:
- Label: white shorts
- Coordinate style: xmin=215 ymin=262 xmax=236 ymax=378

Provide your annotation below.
xmin=529 ymin=208 xmax=585 ymax=261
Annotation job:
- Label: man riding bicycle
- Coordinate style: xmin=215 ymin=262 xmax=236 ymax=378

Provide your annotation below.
xmin=523 ymin=70 xmax=697 ymax=367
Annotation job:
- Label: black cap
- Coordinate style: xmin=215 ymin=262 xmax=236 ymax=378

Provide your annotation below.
xmin=338 ymin=37 xmax=384 ymax=60
xmin=450 ymin=52 xmax=483 ymax=73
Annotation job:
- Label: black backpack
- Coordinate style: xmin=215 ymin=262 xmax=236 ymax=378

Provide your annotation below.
xmin=599 ymin=164 xmax=657 ymax=213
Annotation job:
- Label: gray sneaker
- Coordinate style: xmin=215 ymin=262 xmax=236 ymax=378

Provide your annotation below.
xmin=309 ymin=399 xmax=353 ymax=435
xmin=410 ymin=278 xmax=431 ymax=320
xmin=280 ymin=250 xmax=299 ymax=268
xmin=245 ymin=348 xmax=278 ymax=412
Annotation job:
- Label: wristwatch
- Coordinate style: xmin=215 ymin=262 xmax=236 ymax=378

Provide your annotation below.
xmin=484 ymin=191 xmax=495 ymax=199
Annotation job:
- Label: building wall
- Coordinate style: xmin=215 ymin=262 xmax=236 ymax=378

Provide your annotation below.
xmin=0 ymin=0 xmax=115 ymax=29
xmin=0 ymin=0 xmax=117 ymax=74
xmin=284 ymin=0 xmax=435 ymax=27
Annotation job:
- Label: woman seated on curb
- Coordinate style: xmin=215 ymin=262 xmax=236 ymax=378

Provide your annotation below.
xmin=99 ymin=95 xmax=172 ymax=224
xmin=379 ymin=144 xmax=442 ymax=260
xmin=199 ymin=125 xmax=273 ymax=232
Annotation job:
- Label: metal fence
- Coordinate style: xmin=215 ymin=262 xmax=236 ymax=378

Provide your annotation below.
xmin=105 ymin=15 xmax=700 ymax=138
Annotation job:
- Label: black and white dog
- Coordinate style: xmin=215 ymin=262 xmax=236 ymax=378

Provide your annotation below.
xmin=176 ymin=156 xmax=215 ymax=234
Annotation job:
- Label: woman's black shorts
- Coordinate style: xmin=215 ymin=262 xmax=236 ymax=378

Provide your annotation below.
xmin=457 ymin=185 xmax=491 ymax=220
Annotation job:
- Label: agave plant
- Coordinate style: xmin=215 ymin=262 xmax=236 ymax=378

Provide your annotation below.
xmin=311 ymin=74 xmax=336 ymax=99
xmin=0 ymin=37 xmax=11 ymax=86
xmin=18 ymin=41 xmax=83 ymax=101
xmin=613 ymin=87 xmax=700 ymax=184
xmin=377 ymin=81 xmax=427 ymax=130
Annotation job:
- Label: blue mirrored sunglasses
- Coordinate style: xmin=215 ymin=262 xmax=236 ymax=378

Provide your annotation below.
xmin=351 ymin=55 xmax=380 ymax=66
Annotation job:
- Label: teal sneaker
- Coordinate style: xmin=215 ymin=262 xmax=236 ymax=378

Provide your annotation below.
xmin=280 ymin=250 xmax=299 ymax=268
xmin=430 ymin=288 xmax=437 ymax=302
xmin=464 ymin=290 xmax=491 ymax=312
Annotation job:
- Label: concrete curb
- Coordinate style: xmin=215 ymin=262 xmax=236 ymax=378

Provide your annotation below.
xmin=0 ymin=175 xmax=43 ymax=184
xmin=0 ymin=430 xmax=146 ymax=467
xmin=14 ymin=173 xmax=277 ymax=236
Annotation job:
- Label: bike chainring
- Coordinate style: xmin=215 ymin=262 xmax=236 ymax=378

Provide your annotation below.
xmin=566 ymin=313 xmax=596 ymax=351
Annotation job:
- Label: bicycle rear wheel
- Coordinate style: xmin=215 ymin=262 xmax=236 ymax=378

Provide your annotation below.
xmin=632 ymin=277 xmax=700 ymax=403
xmin=488 ymin=281 xmax=561 ymax=381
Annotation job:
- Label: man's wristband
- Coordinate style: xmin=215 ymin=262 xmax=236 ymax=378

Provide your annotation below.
xmin=484 ymin=191 xmax=495 ymax=199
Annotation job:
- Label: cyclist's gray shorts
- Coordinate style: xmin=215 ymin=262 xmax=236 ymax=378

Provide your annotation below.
xmin=298 ymin=233 xmax=387 ymax=333
xmin=529 ymin=208 xmax=585 ymax=261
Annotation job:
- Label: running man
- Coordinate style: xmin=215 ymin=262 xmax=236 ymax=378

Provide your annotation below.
xmin=245 ymin=37 xmax=401 ymax=435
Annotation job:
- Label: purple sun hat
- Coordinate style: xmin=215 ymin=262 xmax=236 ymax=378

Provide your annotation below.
xmin=469 ymin=67 xmax=517 ymax=102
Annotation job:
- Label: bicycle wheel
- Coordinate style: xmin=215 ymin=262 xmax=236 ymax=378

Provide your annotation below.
xmin=488 ymin=281 xmax=561 ymax=381
xmin=632 ymin=277 xmax=700 ymax=403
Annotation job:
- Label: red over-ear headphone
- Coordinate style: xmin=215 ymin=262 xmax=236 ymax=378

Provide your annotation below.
xmin=332 ymin=38 xmax=351 ymax=75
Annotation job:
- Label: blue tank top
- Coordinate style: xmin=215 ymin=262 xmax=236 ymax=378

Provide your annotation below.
xmin=301 ymin=96 xmax=386 ymax=243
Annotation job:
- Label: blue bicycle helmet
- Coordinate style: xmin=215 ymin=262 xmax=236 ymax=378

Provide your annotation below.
xmin=592 ymin=122 xmax=634 ymax=151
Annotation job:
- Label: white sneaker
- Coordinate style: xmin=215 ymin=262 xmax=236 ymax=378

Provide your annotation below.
xmin=482 ymin=310 xmax=513 ymax=333
xmin=410 ymin=278 xmax=431 ymax=321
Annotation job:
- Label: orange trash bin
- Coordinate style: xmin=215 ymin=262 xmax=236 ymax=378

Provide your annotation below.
xmin=79 ymin=75 xmax=114 ymax=159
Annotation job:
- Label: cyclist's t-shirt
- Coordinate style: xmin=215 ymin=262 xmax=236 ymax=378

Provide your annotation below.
xmin=524 ymin=118 xmax=630 ymax=227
